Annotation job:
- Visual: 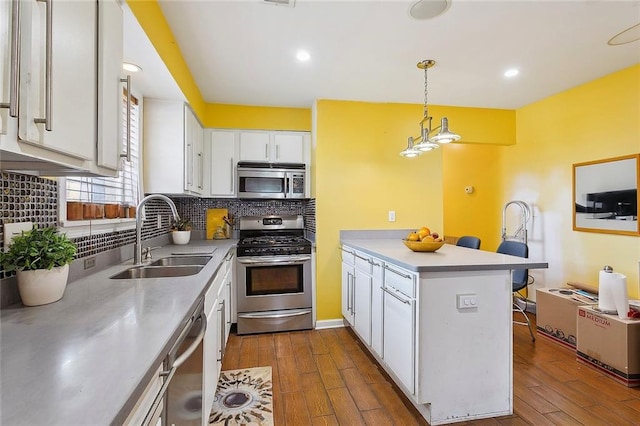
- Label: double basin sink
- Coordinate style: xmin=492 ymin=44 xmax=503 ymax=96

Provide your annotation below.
xmin=110 ymin=255 xmax=212 ymax=279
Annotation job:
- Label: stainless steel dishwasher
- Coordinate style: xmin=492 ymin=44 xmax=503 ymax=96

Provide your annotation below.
xmin=143 ymin=299 xmax=206 ymax=426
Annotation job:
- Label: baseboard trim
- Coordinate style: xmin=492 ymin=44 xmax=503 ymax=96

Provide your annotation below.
xmin=315 ymin=319 xmax=345 ymax=329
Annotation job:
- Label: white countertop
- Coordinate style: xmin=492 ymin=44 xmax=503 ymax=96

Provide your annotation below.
xmin=0 ymin=240 xmax=236 ymax=425
xmin=341 ymin=239 xmax=548 ymax=272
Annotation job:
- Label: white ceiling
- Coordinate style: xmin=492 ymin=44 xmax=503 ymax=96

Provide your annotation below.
xmin=128 ymin=0 xmax=640 ymax=110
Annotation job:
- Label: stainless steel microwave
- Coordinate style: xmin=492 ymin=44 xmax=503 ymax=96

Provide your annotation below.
xmin=236 ymin=162 xmax=306 ymax=199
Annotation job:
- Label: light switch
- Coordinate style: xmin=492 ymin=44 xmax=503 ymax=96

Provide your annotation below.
xmin=457 ymin=293 xmax=478 ymax=310
xmin=388 ymin=211 xmax=396 ymax=222
xmin=3 ymin=222 xmax=34 ymax=252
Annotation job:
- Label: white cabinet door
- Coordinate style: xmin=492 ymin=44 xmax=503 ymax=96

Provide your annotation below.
xmin=183 ymin=106 xmax=204 ymax=195
xmin=238 ymin=130 xmax=309 ymax=164
xmin=238 ymin=131 xmax=270 ymax=162
xmin=18 ymin=0 xmax=96 ymax=160
xmin=208 ymin=130 xmax=238 ymax=197
xmin=96 ymin=0 xmax=123 ymax=174
xmin=203 ymin=268 xmax=224 ymax=422
xmin=192 ymin=109 xmax=205 ymax=194
xmin=272 ymin=132 xmax=305 ymax=163
xmin=383 ymin=287 xmax=415 ymax=394
xmin=0 ymin=0 xmax=13 ymax=139
xmin=341 ymin=260 xmax=355 ymax=326
xmin=370 ymin=260 xmax=384 ymax=357
xmin=353 ymin=268 xmax=372 ymax=346
xmin=224 ymin=250 xmax=236 ymax=324
xmin=144 ymin=100 xmax=184 ymax=194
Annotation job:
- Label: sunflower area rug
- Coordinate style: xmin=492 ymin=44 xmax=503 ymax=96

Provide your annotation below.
xmin=209 ymin=367 xmax=274 ymax=425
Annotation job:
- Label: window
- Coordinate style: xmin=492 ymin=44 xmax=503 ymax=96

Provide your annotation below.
xmin=61 ymin=91 xmax=141 ymax=233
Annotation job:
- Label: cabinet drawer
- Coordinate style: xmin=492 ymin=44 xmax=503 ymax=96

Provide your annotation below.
xmin=354 ymin=251 xmax=372 ymax=274
xmin=341 ymin=246 xmax=355 ymax=265
xmin=383 ymin=263 xmax=416 ymax=298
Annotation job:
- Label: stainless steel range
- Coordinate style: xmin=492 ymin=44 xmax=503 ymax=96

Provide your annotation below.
xmin=236 ymin=215 xmax=313 ymax=335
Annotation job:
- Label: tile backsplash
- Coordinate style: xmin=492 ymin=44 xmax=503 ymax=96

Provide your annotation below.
xmin=1 ymin=172 xmax=316 ymax=306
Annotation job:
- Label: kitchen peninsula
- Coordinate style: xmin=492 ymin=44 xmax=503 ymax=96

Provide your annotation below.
xmin=340 ymin=230 xmax=548 ymax=425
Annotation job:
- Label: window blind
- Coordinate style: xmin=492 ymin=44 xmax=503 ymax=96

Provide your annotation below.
xmin=65 ymin=92 xmax=141 ymax=209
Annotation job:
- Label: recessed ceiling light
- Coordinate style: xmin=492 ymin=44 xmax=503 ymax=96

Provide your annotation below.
xmin=408 ymin=0 xmax=450 ymax=20
xmin=296 ymin=50 xmax=310 ymax=62
xmin=123 ymin=62 xmax=142 ymax=73
xmin=504 ymin=68 xmax=519 ymax=78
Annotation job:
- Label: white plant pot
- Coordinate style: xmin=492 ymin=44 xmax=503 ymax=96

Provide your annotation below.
xmin=172 ymin=230 xmax=191 ymax=245
xmin=16 ymin=264 xmax=69 ymax=307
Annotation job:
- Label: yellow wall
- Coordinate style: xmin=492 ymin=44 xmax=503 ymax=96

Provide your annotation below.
xmin=441 ymin=65 xmax=640 ymax=298
xmin=314 ymin=100 xmax=516 ymax=320
xmin=442 ymin=143 xmax=503 ymax=251
xmin=204 ymin=104 xmax=311 ymax=130
xmin=502 ymin=64 xmax=640 ymax=297
xmin=127 ymin=0 xmax=206 ymax=119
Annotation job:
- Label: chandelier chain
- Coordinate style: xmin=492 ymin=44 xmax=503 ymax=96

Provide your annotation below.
xmin=423 ymin=66 xmax=429 ymax=119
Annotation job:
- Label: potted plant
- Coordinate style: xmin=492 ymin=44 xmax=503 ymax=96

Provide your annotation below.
xmin=170 ymin=217 xmax=193 ymax=245
xmin=0 ymin=226 xmax=77 ymax=306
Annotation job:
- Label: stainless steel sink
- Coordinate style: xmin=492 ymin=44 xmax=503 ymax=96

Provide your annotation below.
xmin=110 ymin=265 xmax=204 ymax=279
xmin=149 ymin=256 xmax=212 ymax=267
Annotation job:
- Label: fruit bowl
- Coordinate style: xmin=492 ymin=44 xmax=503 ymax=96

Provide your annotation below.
xmin=403 ymin=239 xmax=445 ymax=252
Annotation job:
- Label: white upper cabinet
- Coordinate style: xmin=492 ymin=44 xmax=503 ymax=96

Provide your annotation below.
xmin=0 ymin=0 xmax=123 ymax=176
xmin=144 ymin=100 xmax=204 ymax=196
xmin=272 ymin=132 xmax=308 ymax=163
xmin=18 ymin=0 xmax=96 ymax=160
xmin=238 ymin=130 xmax=309 ymax=164
xmin=207 ymin=129 xmax=238 ymax=197
xmin=0 ymin=0 xmax=13 ymax=139
xmin=97 ymin=0 xmax=124 ymax=173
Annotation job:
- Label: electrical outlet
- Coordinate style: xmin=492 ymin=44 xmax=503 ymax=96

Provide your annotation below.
xmin=84 ymin=257 xmax=96 ymax=270
xmin=3 ymin=222 xmax=34 ymax=252
xmin=388 ymin=211 xmax=396 ymax=222
xmin=457 ymin=293 xmax=478 ymax=309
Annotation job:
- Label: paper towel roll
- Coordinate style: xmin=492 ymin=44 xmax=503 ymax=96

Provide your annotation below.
xmin=598 ymin=270 xmax=628 ymax=319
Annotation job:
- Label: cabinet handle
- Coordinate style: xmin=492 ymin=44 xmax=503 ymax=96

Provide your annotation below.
xmin=384 ymin=264 xmax=413 ymax=279
xmin=1 ymin=0 xmax=20 ymax=116
xmin=186 ymin=144 xmax=193 ymax=186
xmin=265 ymin=144 xmax=269 ymax=160
xmin=276 ymin=144 xmax=280 ymax=160
xmin=340 ymin=247 xmax=355 ymax=255
xmin=382 ymin=286 xmax=412 ymax=305
xmin=198 ymin=152 xmax=203 ymax=189
xmin=119 ymin=75 xmax=132 ymax=162
xmin=230 ymin=157 xmax=234 ymax=192
xmin=346 ymin=272 xmax=352 ymax=311
xmin=34 ymin=0 xmax=53 ymax=131
xmin=217 ymin=300 xmax=226 ymax=362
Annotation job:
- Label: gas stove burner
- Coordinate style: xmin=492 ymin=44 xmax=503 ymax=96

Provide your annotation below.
xmin=241 ymin=235 xmax=308 ymax=245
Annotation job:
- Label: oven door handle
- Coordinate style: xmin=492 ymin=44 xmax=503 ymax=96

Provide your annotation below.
xmin=237 ymin=309 xmax=311 ymax=319
xmin=237 ymin=255 xmax=311 ymax=265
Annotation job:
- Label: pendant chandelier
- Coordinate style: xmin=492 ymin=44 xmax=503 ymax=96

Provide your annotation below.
xmin=400 ymin=60 xmax=461 ymax=158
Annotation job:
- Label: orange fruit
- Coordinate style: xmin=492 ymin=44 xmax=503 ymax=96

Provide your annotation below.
xmin=421 ymin=235 xmax=435 ymax=242
xmin=417 ymin=229 xmax=430 ymax=239
xmin=419 ymin=226 xmax=431 ymax=235
xmin=407 ymin=232 xmax=420 ymax=241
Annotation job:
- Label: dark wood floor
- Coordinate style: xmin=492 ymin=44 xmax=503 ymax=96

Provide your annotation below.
xmin=221 ymin=314 xmax=640 ymax=425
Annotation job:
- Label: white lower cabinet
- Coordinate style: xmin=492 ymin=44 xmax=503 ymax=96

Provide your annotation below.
xmin=341 ymin=245 xmax=417 ymax=395
xmin=202 ymin=261 xmax=225 ymax=423
xmin=341 ymin=249 xmax=355 ymax=326
xmin=382 ymin=264 xmax=416 ymax=395
xmin=369 ymin=260 xmax=384 ymax=357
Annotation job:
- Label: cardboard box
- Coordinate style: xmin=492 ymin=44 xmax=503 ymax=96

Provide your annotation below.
xmin=576 ymin=306 xmax=640 ymax=387
xmin=536 ymin=288 xmax=593 ymax=350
